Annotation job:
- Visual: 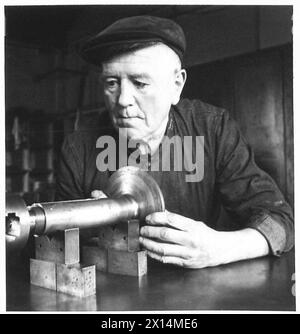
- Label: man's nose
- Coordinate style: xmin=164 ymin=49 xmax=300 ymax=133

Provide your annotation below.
xmin=117 ymin=82 xmax=134 ymax=107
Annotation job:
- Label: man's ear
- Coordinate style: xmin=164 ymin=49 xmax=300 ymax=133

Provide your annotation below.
xmin=171 ymin=69 xmax=187 ymax=105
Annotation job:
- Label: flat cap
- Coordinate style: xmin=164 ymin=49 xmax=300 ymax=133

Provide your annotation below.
xmin=79 ymin=15 xmax=186 ymax=65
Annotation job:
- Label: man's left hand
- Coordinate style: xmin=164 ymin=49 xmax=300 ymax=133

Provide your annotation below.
xmin=139 ymin=210 xmax=225 ymax=269
xmin=139 ymin=210 xmax=270 ymax=269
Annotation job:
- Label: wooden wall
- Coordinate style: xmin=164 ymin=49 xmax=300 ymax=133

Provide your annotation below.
xmin=183 ymin=44 xmax=293 ymax=208
xmin=177 ymin=6 xmax=292 ymax=67
xmin=5 ymin=43 xmax=60 ymax=113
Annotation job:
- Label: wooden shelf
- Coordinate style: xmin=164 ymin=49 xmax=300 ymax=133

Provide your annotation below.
xmin=6 ymin=108 xmax=60 ymax=201
xmin=33 ymin=67 xmax=86 ymax=82
xmin=30 ymin=168 xmax=53 ymax=175
xmin=6 ymin=166 xmax=30 ymax=174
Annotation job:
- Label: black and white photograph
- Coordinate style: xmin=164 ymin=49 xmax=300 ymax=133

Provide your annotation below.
xmin=3 ymin=3 xmax=296 ymax=314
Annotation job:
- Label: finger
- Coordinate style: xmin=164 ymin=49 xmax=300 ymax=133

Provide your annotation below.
xmin=145 ymin=210 xmax=194 ymax=231
xmin=147 ymin=251 xmax=208 ymax=269
xmin=91 ymin=190 xmax=108 ymax=199
xmin=140 ymin=225 xmax=193 ymax=246
xmin=139 ymin=236 xmax=192 ymax=259
xmin=146 ymin=250 xmax=187 ymax=267
xmin=6 ymin=235 xmax=16 ymax=243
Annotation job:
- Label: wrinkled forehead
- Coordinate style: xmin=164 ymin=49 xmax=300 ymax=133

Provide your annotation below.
xmin=101 ymin=44 xmax=181 ymax=75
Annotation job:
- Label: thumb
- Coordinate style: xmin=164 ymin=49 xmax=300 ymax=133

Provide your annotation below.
xmin=91 ymin=190 xmax=108 ymax=199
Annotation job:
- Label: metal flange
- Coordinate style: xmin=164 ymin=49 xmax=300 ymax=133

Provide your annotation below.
xmin=106 ymin=166 xmax=165 ymax=220
xmin=6 ymin=193 xmax=32 ymax=252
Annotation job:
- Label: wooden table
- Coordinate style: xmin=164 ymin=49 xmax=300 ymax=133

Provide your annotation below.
xmin=6 ymin=250 xmax=295 ymax=311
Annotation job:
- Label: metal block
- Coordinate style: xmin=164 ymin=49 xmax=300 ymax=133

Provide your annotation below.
xmin=97 ymin=220 xmax=140 ymax=252
xmin=35 ymin=228 xmax=79 ymax=265
xmin=128 ymin=220 xmax=140 ymax=251
xmin=107 ymin=249 xmax=147 ymax=276
xmin=56 ymin=263 xmax=96 ymax=298
xmin=30 ymin=258 xmax=56 ymax=291
xmin=64 ymin=228 xmax=80 ymax=264
xmin=82 ymin=246 xmax=108 ymax=272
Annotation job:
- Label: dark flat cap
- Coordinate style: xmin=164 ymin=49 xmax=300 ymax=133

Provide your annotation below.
xmin=79 ymin=15 xmax=186 ymax=65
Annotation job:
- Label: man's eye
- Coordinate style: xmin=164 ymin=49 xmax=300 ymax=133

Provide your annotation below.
xmin=105 ymin=80 xmax=118 ymax=89
xmin=134 ymin=80 xmax=148 ymax=89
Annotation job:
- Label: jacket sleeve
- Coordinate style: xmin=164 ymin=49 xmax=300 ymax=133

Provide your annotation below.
xmin=55 ymin=133 xmax=85 ymax=201
xmin=215 ymin=110 xmax=294 ymax=255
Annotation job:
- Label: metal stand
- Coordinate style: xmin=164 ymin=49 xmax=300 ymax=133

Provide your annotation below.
xmin=82 ymin=220 xmax=147 ymax=276
xmin=30 ymin=228 xmax=96 ymax=297
xmin=6 ymin=167 xmax=164 ymax=292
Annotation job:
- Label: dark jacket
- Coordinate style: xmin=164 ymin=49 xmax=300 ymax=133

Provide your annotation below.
xmin=56 ymin=99 xmax=294 ymax=255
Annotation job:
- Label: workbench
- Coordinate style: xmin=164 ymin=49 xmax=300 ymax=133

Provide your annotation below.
xmin=6 ymin=250 xmax=295 ymax=311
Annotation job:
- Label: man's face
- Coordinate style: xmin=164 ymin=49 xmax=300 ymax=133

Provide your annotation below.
xmin=101 ymin=44 xmax=185 ymax=141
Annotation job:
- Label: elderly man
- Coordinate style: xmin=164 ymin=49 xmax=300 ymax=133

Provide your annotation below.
xmin=56 ymin=16 xmax=294 ymax=269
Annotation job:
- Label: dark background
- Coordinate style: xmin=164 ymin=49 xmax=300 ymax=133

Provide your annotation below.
xmin=5 ymin=5 xmax=293 ymax=209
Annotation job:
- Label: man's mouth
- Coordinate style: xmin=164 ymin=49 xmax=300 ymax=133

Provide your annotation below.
xmin=116 ymin=117 xmax=140 ymax=127
xmin=118 ymin=115 xmax=137 ymax=119
xmin=115 ymin=109 xmax=145 ymax=120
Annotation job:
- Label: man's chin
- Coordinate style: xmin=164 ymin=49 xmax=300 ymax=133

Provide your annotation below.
xmin=115 ymin=127 xmax=146 ymax=142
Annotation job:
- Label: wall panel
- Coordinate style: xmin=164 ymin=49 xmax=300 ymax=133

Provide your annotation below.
xmin=183 ymin=45 xmax=293 ymax=208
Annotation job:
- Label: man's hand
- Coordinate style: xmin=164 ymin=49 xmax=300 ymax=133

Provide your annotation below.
xmin=91 ymin=190 xmax=107 ymax=199
xmin=139 ymin=210 xmax=270 ymax=269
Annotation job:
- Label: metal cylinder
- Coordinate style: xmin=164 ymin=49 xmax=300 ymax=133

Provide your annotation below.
xmin=6 ymin=166 xmax=165 ymax=251
xmin=29 ymin=195 xmax=139 ymax=235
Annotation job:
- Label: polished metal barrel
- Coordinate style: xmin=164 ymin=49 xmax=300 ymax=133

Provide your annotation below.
xmin=6 ymin=166 xmax=165 ymax=251
xmin=29 ymin=195 xmax=139 ymax=235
